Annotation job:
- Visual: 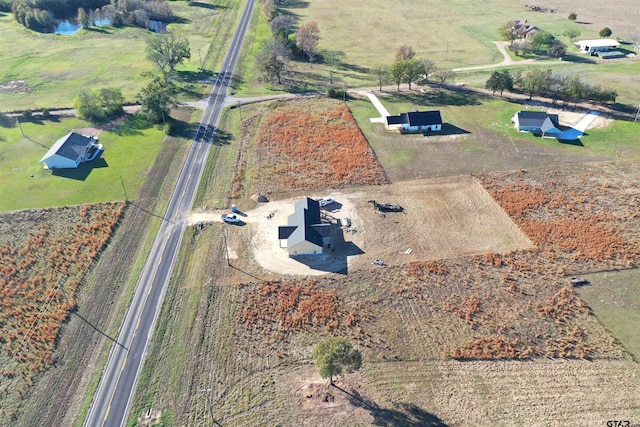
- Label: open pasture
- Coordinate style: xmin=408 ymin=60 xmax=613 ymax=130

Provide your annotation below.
xmin=578 ymin=269 xmax=640 ymax=361
xmin=0 ymin=0 xmax=234 ymax=111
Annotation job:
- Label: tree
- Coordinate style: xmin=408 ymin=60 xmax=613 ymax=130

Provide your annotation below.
xmin=296 ymin=21 xmax=320 ymax=64
xmin=312 ymin=337 xmax=362 ymax=385
xmin=370 ymin=65 xmax=389 ymax=91
xmin=77 ymin=8 xmax=91 ymax=29
xmin=390 ymin=61 xmax=406 ymax=91
xmin=74 ymin=87 xmax=124 ymax=123
xmin=568 ymin=12 xmax=577 ymax=21
xmin=419 ymin=58 xmax=436 ymax=84
xmin=563 ymin=29 xmax=581 ymax=42
xmin=138 ymin=76 xmax=174 ymax=123
xmin=256 ymin=37 xmax=291 ymax=84
xmin=146 ymin=33 xmax=191 ymax=76
xmin=521 ymin=68 xmax=552 ymax=100
xmin=322 ymin=50 xmax=344 ymax=85
xmin=485 ymin=70 xmax=513 ymax=96
xmin=270 ymin=14 xmax=296 ymax=38
xmin=402 ymin=58 xmax=424 ymax=90
xmin=549 ymin=39 xmax=567 ymax=58
xmin=509 ymin=40 xmax=530 ymax=56
xmin=395 ymin=44 xmax=415 ymax=61
xmin=498 ymin=20 xmax=518 ymax=45
xmin=432 ymin=68 xmax=455 ymax=85
xmin=599 ymin=27 xmax=612 ymax=38
xmin=530 ymin=32 xmax=555 ymax=54
xmin=262 ymin=0 xmax=276 ymax=21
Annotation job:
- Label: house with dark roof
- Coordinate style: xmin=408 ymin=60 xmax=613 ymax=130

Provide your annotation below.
xmin=278 ymin=197 xmax=332 ymax=256
xmin=385 ymin=110 xmax=443 ymax=133
xmin=513 ymin=19 xmax=539 ymax=38
xmin=39 ymin=132 xmax=103 ymax=169
xmin=512 ymin=111 xmax=562 ymax=138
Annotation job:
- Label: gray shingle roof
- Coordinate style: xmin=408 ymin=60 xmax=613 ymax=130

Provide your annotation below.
xmin=517 ymin=111 xmax=559 ymax=129
xmin=40 ymin=132 xmax=96 ymax=162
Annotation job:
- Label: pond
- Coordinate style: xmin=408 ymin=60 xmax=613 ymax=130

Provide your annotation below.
xmin=54 ymin=18 xmax=166 ymax=35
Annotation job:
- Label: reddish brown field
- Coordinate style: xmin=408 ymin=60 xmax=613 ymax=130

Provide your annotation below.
xmin=478 ymin=162 xmax=640 ymax=274
xmin=238 ymin=98 xmax=388 ymax=196
xmin=0 ymin=202 xmax=125 ymax=422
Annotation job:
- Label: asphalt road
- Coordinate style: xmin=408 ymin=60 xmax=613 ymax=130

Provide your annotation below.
xmin=82 ymin=1 xmax=255 ymax=426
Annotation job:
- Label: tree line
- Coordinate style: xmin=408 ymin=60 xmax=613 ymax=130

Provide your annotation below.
xmin=254 ymin=0 xmax=321 ymax=85
xmin=485 ymin=68 xmax=617 ymax=104
xmin=10 ymin=0 xmax=173 ymax=32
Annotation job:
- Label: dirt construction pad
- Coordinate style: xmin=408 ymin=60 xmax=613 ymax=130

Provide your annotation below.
xmin=189 ymin=175 xmax=532 ymax=275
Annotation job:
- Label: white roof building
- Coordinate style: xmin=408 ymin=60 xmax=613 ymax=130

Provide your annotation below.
xmin=575 ymin=39 xmax=620 ymax=53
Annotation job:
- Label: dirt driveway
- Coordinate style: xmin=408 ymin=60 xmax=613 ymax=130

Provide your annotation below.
xmin=188 ymin=192 xmax=365 ymax=276
xmin=188 ymin=175 xmax=533 ymax=276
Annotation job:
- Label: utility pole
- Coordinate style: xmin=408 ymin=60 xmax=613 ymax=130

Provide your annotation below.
xmin=120 ymin=175 xmax=129 ymax=203
xmin=198 ymin=48 xmax=203 ymax=70
xmin=445 ymin=42 xmax=449 ymax=61
xmin=223 ymin=230 xmax=231 ymax=266
xmin=634 ymin=103 xmax=640 ymax=123
xmin=16 ymin=117 xmax=25 ymax=138
xmin=200 ymin=388 xmax=221 ymax=426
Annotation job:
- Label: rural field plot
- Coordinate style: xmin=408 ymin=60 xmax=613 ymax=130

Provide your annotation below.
xmin=348 ymin=175 xmax=533 ymax=267
xmin=478 ymin=162 xmax=640 ymax=274
xmin=230 ymin=97 xmax=388 ymax=199
xmin=0 ymin=202 xmax=125 ymax=423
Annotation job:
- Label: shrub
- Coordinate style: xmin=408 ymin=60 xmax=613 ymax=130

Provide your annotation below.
xmin=599 ymin=27 xmax=612 ymax=38
xmin=568 ymin=12 xmax=577 ymax=21
xmin=22 ymin=109 xmax=32 ymax=119
xmin=327 ymin=88 xmax=346 ymax=99
xmin=41 ymin=108 xmax=50 ymax=118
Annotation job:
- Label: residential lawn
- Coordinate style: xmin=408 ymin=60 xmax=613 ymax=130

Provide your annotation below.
xmin=0 ymin=115 xmax=166 ymax=211
xmin=578 ymin=269 xmax=640 ymax=361
xmin=347 ymin=88 xmax=617 ymax=181
xmin=0 ymin=0 xmax=234 ymax=111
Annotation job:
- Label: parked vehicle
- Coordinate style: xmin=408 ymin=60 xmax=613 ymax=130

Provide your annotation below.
xmin=319 ymin=197 xmax=335 ymax=207
xmin=223 ymin=213 xmax=241 ymax=224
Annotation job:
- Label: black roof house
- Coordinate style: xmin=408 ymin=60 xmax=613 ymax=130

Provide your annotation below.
xmin=278 ymin=198 xmax=331 ymax=255
xmin=385 ymin=110 xmax=443 ymax=131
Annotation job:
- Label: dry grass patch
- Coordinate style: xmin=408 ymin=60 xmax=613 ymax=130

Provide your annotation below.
xmin=235 ymin=98 xmax=388 ymax=198
xmin=0 ymin=202 xmax=125 ymax=422
xmin=478 ymin=162 xmax=640 ymax=273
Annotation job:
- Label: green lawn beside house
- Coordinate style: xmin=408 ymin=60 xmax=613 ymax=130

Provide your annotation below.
xmin=0 ymin=116 xmax=166 ymax=211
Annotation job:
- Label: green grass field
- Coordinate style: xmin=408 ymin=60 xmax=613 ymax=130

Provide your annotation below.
xmin=0 ymin=116 xmax=166 ymax=211
xmin=0 ymin=0 xmax=234 ymax=111
xmin=578 ymin=270 xmax=640 ymax=361
xmin=236 ymin=0 xmax=640 ymax=109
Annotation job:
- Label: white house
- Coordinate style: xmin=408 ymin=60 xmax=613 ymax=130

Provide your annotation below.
xmin=278 ymin=197 xmax=331 ymax=256
xmin=385 ymin=110 xmax=443 ymax=133
xmin=39 ymin=132 xmax=103 ymax=170
xmin=512 ymin=111 xmax=562 ymax=138
xmin=574 ymin=39 xmax=620 ymax=55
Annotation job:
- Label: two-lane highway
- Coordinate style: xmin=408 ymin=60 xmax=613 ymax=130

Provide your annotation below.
xmin=83 ymin=1 xmax=255 ymax=426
